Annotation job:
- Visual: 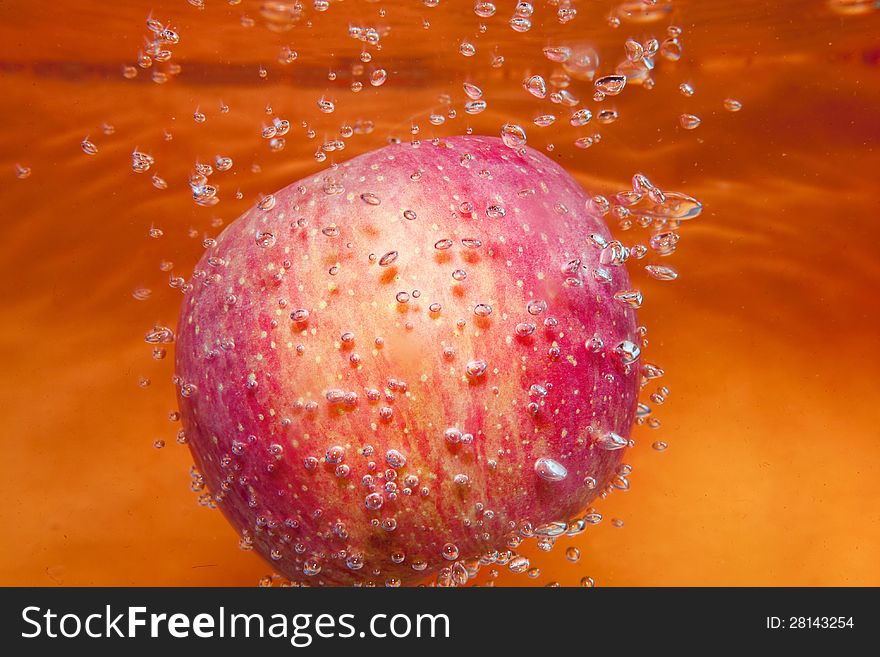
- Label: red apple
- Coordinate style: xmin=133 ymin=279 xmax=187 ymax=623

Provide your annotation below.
xmin=174 ymin=135 xmax=640 ymax=586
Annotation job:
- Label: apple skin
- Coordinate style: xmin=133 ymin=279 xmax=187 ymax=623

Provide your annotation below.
xmin=175 ymin=135 xmax=639 ymax=586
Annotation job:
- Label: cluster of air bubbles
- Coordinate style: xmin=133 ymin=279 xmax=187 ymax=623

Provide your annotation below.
xmin=508 ymin=2 xmax=534 ymax=33
xmin=123 ymin=14 xmax=183 ymax=84
xmin=477 ymin=17 xmax=728 ymax=152
xmin=185 ymin=156 xmax=235 ymax=207
xmin=261 ymin=115 xmax=291 ymax=152
xmin=420 ymin=506 xmax=618 ymax=587
xmin=579 ymin=167 xmax=702 ymax=461
xmin=403 ymin=24 xmax=718 ymax=154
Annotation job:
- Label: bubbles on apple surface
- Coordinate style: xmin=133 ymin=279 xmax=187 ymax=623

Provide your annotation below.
xmin=114 ymin=0 xmax=716 ymax=588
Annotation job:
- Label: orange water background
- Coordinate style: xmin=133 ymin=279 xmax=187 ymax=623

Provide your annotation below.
xmin=0 ymin=0 xmax=878 ymax=586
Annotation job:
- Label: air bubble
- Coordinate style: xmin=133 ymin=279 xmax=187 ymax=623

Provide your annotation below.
xmin=255 ymin=231 xmax=276 ymax=248
xmin=379 ymin=251 xmax=398 ymax=266
xmin=614 ymin=289 xmax=643 ymax=308
xmin=145 ymin=325 xmax=175 ymax=344
xmin=325 ymin=445 xmax=346 ymax=464
xmin=317 ymin=97 xmax=335 ymax=113
xmin=595 ymin=432 xmax=628 ymax=451
xmin=527 ymin=299 xmax=547 ymax=315
xmin=290 ymin=309 xmax=310 ymax=323
xmin=509 ymin=556 xmax=530 ymax=573
xmin=515 ymin=322 xmax=536 ymax=338
xmin=723 ymin=98 xmax=743 ymax=112
xmin=543 ymin=46 xmax=571 ymax=63
xmin=386 ymin=449 xmax=406 ymax=468
xmin=645 ymin=264 xmax=678 ymax=281
xmin=590 ymin=110 xmax=614 ymax=128
xmin=523 ymin=75 xmax=547 ymax=98
xmin=500 ymin=123 xmax=527 ymax=149
xmin=534 ymin=457 xmax=568 ymax=482
xmin=131 ymin=150 xmax=154 ymax=173
xmin=680 ymin=113 xmax=701 ymax=130
xmin=365 ymin=492 xmax=384 ymax=510
xmin=570 ymin=109 xmax=592 ymax=126
xmin=441 ymin=543 xmax=460 ymax=560
xmin=614 ymin=340 xmax=641 ymax=364
xmin=660 ymin=37 xmax=682 ymax=61
xmin=463 ymin=82 xmax=483 ymax=99
xmin=595 ymin=74 xmax=626 ymax=95
xmin=465 ymin=359 xmax=488 ymax=378
xmin=486 ymin=204 xmax=506 ymax=218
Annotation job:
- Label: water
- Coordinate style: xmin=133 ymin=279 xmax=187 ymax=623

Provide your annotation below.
xmin=1 ymin=0 xmax=879 ymax=586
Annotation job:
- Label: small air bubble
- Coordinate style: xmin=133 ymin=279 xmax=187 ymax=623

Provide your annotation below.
xmin=645 ymin=264 xmax=678 ymax=281
xmin=680 ymin=113 xmax=701 ymax=130
xmin=379 ymin=251 xmax=398 ymax=266
xmin=570 ymin=109 xmax=592 ymax=126
xmin=465 ymin=359 xmax=488 ymax=378
xmin=595 ymin=74 xmax=626 ymax=96
xmin=723 ymin=98 xmax=743 ymax=112
xmin=543 ymin=46 xmax=571 ymax=63
xmin=534 ymin=457 xmax=568 ymax=482
xmin=527 ymin=299 xmax=547 ymax=315
xmin=501 ymin=123 xmax=527 ymax=149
